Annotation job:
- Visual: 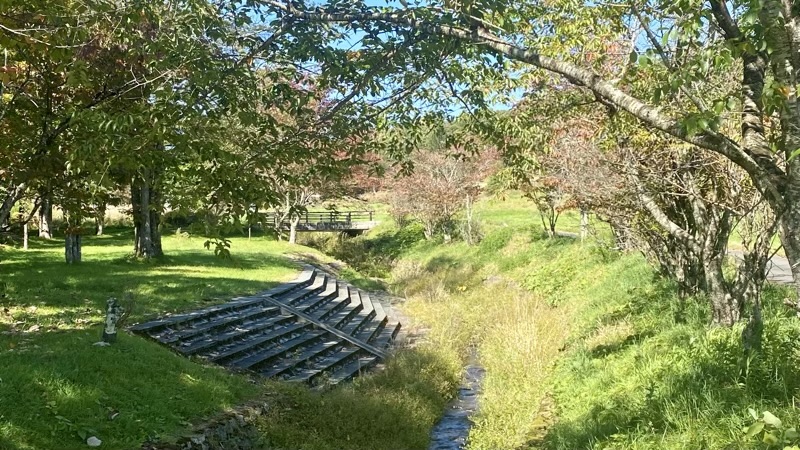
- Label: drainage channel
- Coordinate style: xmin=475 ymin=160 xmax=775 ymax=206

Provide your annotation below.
xmin=429 ymin=349 xmax=485 ymax=450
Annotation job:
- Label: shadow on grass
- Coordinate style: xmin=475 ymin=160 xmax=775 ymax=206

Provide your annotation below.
xmin=1 ymin=235 xmax=299 ymax=326
xmin=539 ymin=292 xmax=800 ymax=449
xmin=0 ymin=329 xmax=262 ymax=450
xmin=588 ymin=331 xmax=656 ymax=359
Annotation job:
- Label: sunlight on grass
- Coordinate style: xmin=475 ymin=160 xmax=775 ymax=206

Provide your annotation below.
xmin=0 ymin=229 xmax=309 ymax=449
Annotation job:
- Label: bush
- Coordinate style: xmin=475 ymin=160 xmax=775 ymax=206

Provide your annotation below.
xmin=479 ymin=227 xmax=514 ymax=254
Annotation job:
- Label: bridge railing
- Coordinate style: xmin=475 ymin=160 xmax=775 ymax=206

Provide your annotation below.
xmin=263 ymin=210 xmax=375 ymax=227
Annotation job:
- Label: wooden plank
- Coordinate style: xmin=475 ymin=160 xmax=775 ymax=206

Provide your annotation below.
xmin=326 ymin=356 xmax=380 ymax=385
xmin=373 ymin=322 xmax=401 ymax=349
xmin=260 ymin=296 xmax=388 ymax=359
xmin=340 ymin=288 xmax=375 ymax=336
xmin=234 ymin=330 xmax=329 ymax=370
xmin=175 ymin=314 xmax=296 ymax=355
xmin=158 ymin=304 xmax=280 ymax=344
xmin=207 ymin=322 xmax=309 ymax=363
xmin=130 ymin=296 xmax=270 ymax=333
xmin=284 ymin=347 xmax=362 ymax=383
xmin=274 ymin=273 xmax=326 ymax=305
xmin=260 ymin=338 xmax=343 ymax=379
xmin=355 ymin=315 xmax=387 ymax=344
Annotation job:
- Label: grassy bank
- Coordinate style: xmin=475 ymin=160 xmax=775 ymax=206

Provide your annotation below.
xmin=0 ymin=230 xmax=306 ymax=449
xmin=382 ymin=225 xmax=647 ymax=449
xmin=0 ymin=229 xmax=457 ymax=450
xmin=305 ymin=192 xmax=800 ymax=449
xmin=3 ymin=192 xmax=799 ymax=449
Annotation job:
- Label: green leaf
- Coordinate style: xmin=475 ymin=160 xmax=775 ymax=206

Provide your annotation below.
xmin=749 ymin=408 xmax=759 ymax=421
xmin=764 ymin=432 xmax=780 ymax=445
xmin=745 ymin=421 xmax=765 ymax=438
xmin=784 ymin=428 xmax=799 ymax=440
xmin=629 ymin=50 xmax=638 ymax=64
xmin=764 ymin=411 xmax=782 ymax=428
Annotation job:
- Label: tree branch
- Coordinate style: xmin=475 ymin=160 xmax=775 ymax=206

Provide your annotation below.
xmin=266 ymin=1 xmax=786 ymax=205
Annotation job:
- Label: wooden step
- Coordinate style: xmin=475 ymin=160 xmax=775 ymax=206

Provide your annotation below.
xmin=175 ymin=313 xmax=296 ymax=355
xmin=275 ymin=273 xmax=327 ymax=306
xmin=207 ymin=322 xmax=309 ymax=363
xmin=326 ymin=356 xmax=380 ymax=384
xmin=231 ymin=290 xmax=357 ymax=371
xmin=237 ymin=330 xmax=330 ymax=370
xmin=132 ymin=266 xmax=401 ymax=385
xmin=258 ymin=266 xmax=317 ymax=297
xmin=284 ymin=347 xmax=362 ymax=383
xmin=287 ymin=276 xmax=339 ymax=312
xmin=339 ymin=288 xmax=376 ymax=336
xmin=131 ymin=295 xmax=272 ymax=334
xmin=355 ymin=314 xmax=388 ymax=344
xmin=158 ymin=304 xmax=280 ymax=344
xmin=260 ymin=338 xmax=344 ymax=378
xmin=373 ymin=322 xmax=402 ymax=349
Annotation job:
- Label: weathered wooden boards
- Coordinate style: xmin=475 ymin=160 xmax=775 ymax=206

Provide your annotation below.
xmin=130 ymin=266 xmax=400 ymax=385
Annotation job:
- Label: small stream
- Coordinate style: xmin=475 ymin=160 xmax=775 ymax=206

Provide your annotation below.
xmin=428 ymin=350 xmax=485 ymax=450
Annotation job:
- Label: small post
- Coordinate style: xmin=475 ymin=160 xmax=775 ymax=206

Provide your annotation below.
xmin=102 ymin=297 xmax=124 ymax=343
xmin=19 ymin=205 xmax=28 ymax=250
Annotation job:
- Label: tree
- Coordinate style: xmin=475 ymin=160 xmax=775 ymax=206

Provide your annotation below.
xmin=389 ymin=146 xmax=497 ymax=240
xmin=525 ymin=100 xmax=776 ymax=333
xmin=253 ymin=0 xmax=800 ymax=300
xmin=1 ymin=1 xmax=377 ymax=261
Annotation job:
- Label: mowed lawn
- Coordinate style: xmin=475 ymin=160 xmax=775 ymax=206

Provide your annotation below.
xmin=0 ymin=230 xmax=304 ymax=449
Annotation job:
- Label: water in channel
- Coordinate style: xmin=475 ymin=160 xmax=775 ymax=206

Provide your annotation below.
xmin=428 ymin=350 xmax=485 ymax=450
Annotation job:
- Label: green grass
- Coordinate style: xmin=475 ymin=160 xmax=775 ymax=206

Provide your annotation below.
xmin=4 ymin=193 xmax=799 ymax=450
xmin=0 ymin=229 xmax=308 ymax=449
xmin=543 ymin=275 xmax=800 ymax=449
xmin=388 ymin=226 xmax=638 ymax=449
xmin=255 ymin=348 xmax=460 ymax=450
xmin=0 ymin=227 xmax=459 ymax=450
xmin=318 ymin=193 xmax=800 ymax=449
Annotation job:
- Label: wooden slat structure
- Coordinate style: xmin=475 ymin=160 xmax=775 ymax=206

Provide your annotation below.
xmin=130 ymin=265 xmax=401 ymax=386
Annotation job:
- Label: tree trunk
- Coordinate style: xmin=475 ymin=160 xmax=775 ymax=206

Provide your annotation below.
xmin=39 ymin=195 xmax=52 ymax=239
xmin=131 ymin=171 xmax=163 ymax=258
xmin=465 ymin=194 xmax=474 ymax=245
xmin=65 ymin=232 xmax=81 ymax=264
xmin=580 ymin=207 xmax=589 ymax=242
xmin=0 ymin=182 xmax=26 ymax=231
xmin=288 ymin=215 xmax=299 ymax=244
xmin=95 ymin=203 xmax=106 ymax=236
xmin=779 ymin=172 xmax=800 ymax=298
xmin=704 ymin=259 xmax=742 ymax=326
xmin=549 ymin=209 xmax=558 ymax=238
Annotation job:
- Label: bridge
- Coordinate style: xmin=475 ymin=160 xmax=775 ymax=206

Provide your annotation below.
xmin=263 ymin=210 xmax=378 ymax=233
